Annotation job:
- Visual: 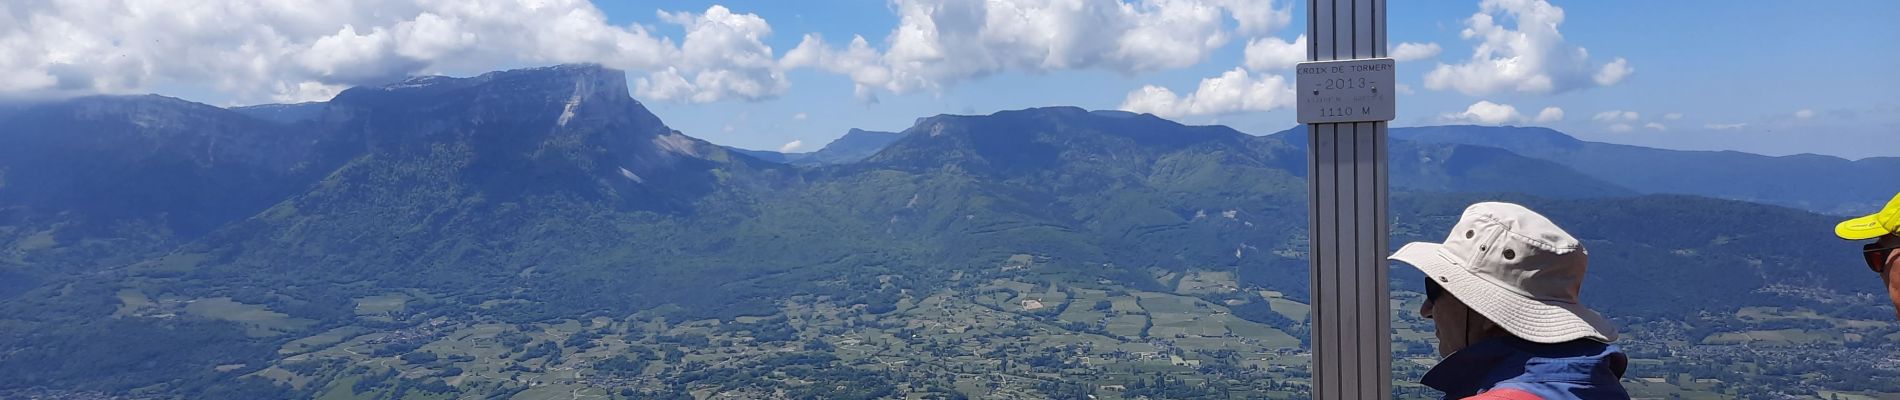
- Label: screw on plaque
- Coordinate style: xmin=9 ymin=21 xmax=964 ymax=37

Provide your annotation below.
xmin=1371 ymin=86 xmax=1378 ymax=94
xmin=1312 ymin=90 xmax=1320 ymax=96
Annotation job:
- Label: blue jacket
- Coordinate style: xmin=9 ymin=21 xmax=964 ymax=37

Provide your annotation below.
xmin=1420 ymin=336 xmax=1631 ymax=400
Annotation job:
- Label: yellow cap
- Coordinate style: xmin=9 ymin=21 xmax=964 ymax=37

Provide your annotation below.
xmin=1837 ymin=192 xmax=1900 ymax=240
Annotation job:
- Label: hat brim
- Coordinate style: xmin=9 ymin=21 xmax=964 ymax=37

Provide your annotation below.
xmin=1391 ymin=242 xmax=1618 ymax=343
xmin=1837 ymin=214 xmax=1893 ymax=241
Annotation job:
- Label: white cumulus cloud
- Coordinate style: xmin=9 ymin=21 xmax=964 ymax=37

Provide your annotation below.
xmin=1423 ymin=0 xmax=1633 ymax=96
xmin=781 ymin=34 xmax=889 ymax=101
xmin=778 ymin=139 xmax=805 ymax=153
xmin=1390 ymin=42 xmax=1441 ymax=62
xmin=1533 ymin=107 xmax=1564 ymax=123
xmin=1118 ymin=67 xmax=1294 ymax=118
xmin=1663 ymin=112 xmax=1683 ymax=120
xmin=0 ymin=1 xmax=793 ymax=104
xmin=1441 ymin=102 xmax=1562 ymax=125
xmin=1592 ymin=110 xmax=1640 ymax=122
xmin=1593 ymin=57 xmax=1632 ymax=86
xmin=1244 ymin=35 xmax=1306 ymax=71
xmin=785 ymin=0 xmax=1291 ymax=99
xmin=1795 ymin=109 xmax=1815 ymax=119
xmin=1705 ymin=122 xmax=1748 ymax=130
xmin=634 ymin=6 xmax=787 ymax=103
xmin=1441 ymin=101 xmax=1523 ymax=125
xmin=1215 ymin=0 xmax=1294 ymax=36
xmin=1643 ymin=122 xmax=1667 ymax=131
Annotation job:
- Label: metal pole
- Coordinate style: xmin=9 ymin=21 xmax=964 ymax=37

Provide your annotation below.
xmin=1301 ymin=0 xmax=1391 ymax=398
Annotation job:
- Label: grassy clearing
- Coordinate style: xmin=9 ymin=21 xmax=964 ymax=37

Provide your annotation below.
xmin=1107 ymin=314 xmax=1148 ymax=337
xmin=1174 ymin=270 xmax=1238 ymax=295
xmin=1394 ymin=327 xmax=1434 ymax=343
xmin=184 ymin=297 xmax=315 ymax=337
xmin=248 ymin=365 xmax=312 ymax=388
xmin=314 ymin=375 xmax=372 ymax=400
xmin=354 ymin=293 xmax=409 ymax=316
xmin=1057 ymin=307 xmax=1105 ymax=325
xmin=113 ymin=289 xmax=154 ymax=317
xmin=1108 ymin=296 xmax=1144 ymax=314
xmin=1700 ymin=329 xmax=1842 ymax=346
xmin=1137 ymin=293 xmax=1205 ymax=315
xmin=1257 ymin=291 xmax=1312 ymax=321
xmin=1057 ymin=289 xmax=1109 ymax=324
xmin=311 ymin=374 xmax=453 ymax=400
xmin=1222 ymin=316 xmax=1299 ymax=347
xmin=281 ymin=326 xmax=368 ymax=355
xmin=1007 ymin=283 xmax=1068 ymax=312
xmin=1620 ymin=379 xmax=1730 ymax=400
xmin=1737 ymin=306 xmax=1825 ymax=321
xmin=17 ymin=230 xmax=56 ymax=250
xmin=1269 ymin=298 xmax=1310 ymax=320
xmin=1737 ymin=306 xmax=1894 ymax=331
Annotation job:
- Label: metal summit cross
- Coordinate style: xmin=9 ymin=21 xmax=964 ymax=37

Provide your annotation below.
xmin=1296 ymin=0 xmax=1395 ymax=398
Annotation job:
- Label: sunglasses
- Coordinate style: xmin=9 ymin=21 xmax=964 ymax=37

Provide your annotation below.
xmin=1424 ymin=279 xmax=1447 ymax=305
xmin=1866 ymin=242 xmax=1900 ymax=274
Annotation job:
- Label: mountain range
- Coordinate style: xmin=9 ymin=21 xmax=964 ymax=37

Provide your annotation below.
xmin=0 ymin=64 xmax=1891 ymax=398
xmin=1388 ymin=125 xmax=1900 ymax=215
xmin=752 ymin=122 xmax=1900 ymax=215
xmin=725 ymin=128 xmax=905 ymax=166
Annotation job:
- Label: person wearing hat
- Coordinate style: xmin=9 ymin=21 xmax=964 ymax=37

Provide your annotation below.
xmin=1390 ymin=202 xmax=1629 ymax=400
xmin=1836 ymin=192 xmax=1900 ymax=319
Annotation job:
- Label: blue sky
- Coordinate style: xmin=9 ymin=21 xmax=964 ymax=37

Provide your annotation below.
xmin=619 ymin=0 xmax=1900 ymax=159
xmin=630 ymin=0 xmax=1892 ymax=159
xmin=3 ymin=0 xmax=1895 ymax=159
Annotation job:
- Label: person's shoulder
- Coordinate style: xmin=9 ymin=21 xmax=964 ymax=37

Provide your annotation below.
xmin=1500 ymin=337 xmax=1612 ymax=354
xmin=1463 ymin=388 xmax=1546 ymax=400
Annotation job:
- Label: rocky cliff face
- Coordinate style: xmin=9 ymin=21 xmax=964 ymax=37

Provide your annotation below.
xmin=314 ymin=64 xmax=770 ymax=211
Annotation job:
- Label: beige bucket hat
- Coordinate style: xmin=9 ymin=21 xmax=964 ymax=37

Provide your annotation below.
xmin=1389 ymin=202 xmax=1617 ymax=343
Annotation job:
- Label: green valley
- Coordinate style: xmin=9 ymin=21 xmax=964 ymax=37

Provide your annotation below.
xmin=1 ymin=64 xmax=1897 ymax=399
